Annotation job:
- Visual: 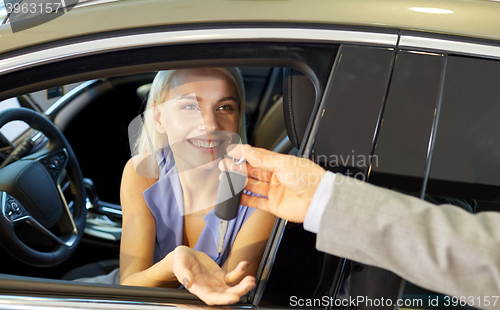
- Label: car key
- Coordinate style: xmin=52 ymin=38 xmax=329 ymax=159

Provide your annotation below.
xmin=215 ymin=156 xmax=246 ymax=253
xmin=218 ymin=219 xmax=228 ymax=253
xmin=215 ymin=156 xmax=246 ymax=220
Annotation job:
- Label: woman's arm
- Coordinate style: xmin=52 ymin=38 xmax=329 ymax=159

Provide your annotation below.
xmin=222 ymin=209 xmax=276 ymax=285
xmin=120 ymin=157 xmax=264 ymax=303
xmin=119 ymin=158 xmax=179 ymax=287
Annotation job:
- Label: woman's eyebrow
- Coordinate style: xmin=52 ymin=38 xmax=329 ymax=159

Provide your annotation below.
xmin=217 ymin=96 xmax=238 ymax=103
xmin=177 ymin=94 xmax=199 ymax=101
xmin=175 ymin=95 xmax=238 ymax=103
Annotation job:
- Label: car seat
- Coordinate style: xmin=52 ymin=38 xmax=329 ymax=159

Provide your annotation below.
xmin=251 ymin=96 xmax=293 ymax=154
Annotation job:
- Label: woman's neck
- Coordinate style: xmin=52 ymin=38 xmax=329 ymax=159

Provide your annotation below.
xmin=176 ymin=160 xmax=220 ymax=215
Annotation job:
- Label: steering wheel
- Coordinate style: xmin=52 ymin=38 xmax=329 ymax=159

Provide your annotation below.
xmin=0 ymin=108 xmax=85 ymax=267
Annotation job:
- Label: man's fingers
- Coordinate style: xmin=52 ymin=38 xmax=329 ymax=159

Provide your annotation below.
xmin=220 ymin=159 xmax=273 ymax=184
xmin=247 ymin=165 xmax=273 ymax=183
xmin=219 ymin=158 xmax=248 ymax=176
xmin=225 ymin=144 xmax=245 ymax=160
xmin=244 ymin=178 xmax=270 ymax=197
xmin=226 ymin=144 xmax=288 ymax=173
xmin=242 ymin=145 xmax=286 ymax=171
xmin=240 ymin=193 xmax=270 ymax=211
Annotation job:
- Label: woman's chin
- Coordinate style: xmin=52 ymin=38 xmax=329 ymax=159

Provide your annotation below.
xmin=176 ymin=156 xmax=221 ymax=173
xmin=171 ymin=142 xmax=225 ymax=172
xmin=194 ymin=158 xmax=221 ymax=172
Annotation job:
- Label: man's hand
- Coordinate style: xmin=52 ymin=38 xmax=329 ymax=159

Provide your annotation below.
xmin=172 ymin=246 xmax=256 ymax=305
xmin=220 ymin=144 xmax=325 ymax=223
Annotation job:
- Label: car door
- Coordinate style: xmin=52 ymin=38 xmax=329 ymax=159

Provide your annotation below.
xmin=253 ymin=44 xmax=400 ymax=308
xmin=259 ymin=30 xmax=500 ymax=310
xmin=368 ymin=32 xmax=500 ymax=309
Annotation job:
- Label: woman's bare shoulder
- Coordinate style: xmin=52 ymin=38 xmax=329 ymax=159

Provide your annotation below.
xmin=123 ymin=156 xmax=159 ymax=183
xmin=121 ymin=156 xmax=159 ymax=210
xmin=125 ymin=154 xmax=159 ymax=178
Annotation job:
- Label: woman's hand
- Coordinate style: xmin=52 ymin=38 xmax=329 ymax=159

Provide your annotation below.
xmin=172 ymin=246 xmax=256 ymax=305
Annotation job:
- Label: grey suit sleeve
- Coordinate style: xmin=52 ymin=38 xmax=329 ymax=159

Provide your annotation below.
xmin=316 ymin=175 xmax=500 ymax=299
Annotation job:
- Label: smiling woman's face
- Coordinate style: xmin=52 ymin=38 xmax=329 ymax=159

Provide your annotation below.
xmin=153 ymin=68 xmax=241 ymax=171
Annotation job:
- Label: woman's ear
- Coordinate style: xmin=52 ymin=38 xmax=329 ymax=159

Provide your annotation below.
xmin=153 ymin=104 xmax=167 ymax=134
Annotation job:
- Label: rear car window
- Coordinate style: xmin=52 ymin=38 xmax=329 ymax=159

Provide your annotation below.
xmin=402 ymin=54 xmax=500 ymax=308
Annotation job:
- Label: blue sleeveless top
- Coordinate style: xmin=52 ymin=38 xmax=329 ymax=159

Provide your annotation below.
xmin=142 ymin=147 xmax=255 ymax=266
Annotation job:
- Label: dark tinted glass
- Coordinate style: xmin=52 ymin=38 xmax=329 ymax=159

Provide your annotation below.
xmin=426 ymin=56 xmax=500 ymax=207
xmin=402 ymin=55 xmax=500 ymax=308
xmin=312 ymin=45 xmax=398 ymax=309
xmin=313 ymin=45 xmax=394 ymax=178
xmin=369 ymin=51 xmax=446 ymax=194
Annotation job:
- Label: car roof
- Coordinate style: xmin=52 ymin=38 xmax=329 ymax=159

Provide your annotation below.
xmin=0 ymin=0 xmax=500 ymax=55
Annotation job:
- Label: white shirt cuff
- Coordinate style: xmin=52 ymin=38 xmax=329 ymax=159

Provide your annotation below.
xmin=303 ymin=171 xmax=336 ymax=234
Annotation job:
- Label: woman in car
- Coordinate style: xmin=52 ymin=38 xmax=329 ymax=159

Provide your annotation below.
xmin=119 ymin=68 xmax=275 ymax=304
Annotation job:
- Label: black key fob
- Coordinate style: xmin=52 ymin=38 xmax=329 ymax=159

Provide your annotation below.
xmin=215 ymin=171 xmax=246 ymax=220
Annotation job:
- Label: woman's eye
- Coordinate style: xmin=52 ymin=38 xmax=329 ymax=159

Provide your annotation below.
xmin=183 ymin=104 xmax=199 ymax=110
xmin=217 ymin=105 xmax=235 ymax=113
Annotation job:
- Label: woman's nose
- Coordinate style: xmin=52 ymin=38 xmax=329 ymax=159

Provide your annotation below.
xmin=198 ymin=111 xmax=218 ymax=133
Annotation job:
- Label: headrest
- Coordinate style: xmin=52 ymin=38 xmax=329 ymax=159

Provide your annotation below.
xmin=283 ymin=68 xmax=316 ymax=149
xmin=136 ymin=83 xmax=152 ymax=104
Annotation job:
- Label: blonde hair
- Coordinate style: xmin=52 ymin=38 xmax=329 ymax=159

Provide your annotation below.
xmin=133 ymin=68 xmax=247 ymax=173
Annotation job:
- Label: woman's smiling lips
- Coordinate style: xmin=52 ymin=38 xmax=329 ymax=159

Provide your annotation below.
xmin=186 ymin=138 xmax=225 ymax=154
